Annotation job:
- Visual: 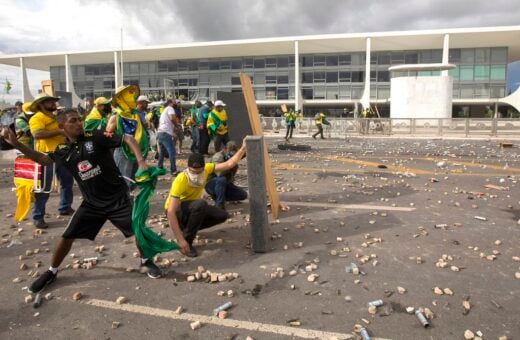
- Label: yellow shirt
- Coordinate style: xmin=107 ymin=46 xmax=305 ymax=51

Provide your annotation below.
xmin=29 ymin=111 xmax=64 ymax=153
xmin=164 ymin=163 xmax=216 ymax=209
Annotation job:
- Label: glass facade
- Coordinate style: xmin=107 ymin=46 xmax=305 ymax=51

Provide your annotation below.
xmin=49 ymin=47 xmax=507 ymax=101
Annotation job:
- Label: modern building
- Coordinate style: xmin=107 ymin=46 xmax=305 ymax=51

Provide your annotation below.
xmin=1 ymin=26 xmax=519 ymax=117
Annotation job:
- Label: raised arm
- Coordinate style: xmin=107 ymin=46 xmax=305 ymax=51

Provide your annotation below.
xmin=214 ymin=143 xmax=246 ymax=173
xmin=1 ymin=127 xmax=52 ymax=166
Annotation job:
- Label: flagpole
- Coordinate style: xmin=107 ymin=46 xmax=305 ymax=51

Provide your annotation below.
xmin=120 ymin=27 xmax=124 ymax=86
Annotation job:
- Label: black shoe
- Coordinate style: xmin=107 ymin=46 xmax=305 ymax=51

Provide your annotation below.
xmin=34 ymin=219 xmax=48 ymax=229
xmin=29 ymin=270 xmax=57 ymax=293
xmin=59 ymin=207 xmax=75 ymax=216
xmin=140 ymin=259 xmax=162 ymax=279
xmin=186 ymin=244 xmax=198 ymax=258
xmin=312 ymin=135 xmax=316 ymax=139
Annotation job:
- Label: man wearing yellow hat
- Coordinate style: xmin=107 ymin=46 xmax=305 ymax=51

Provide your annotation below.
xmin=107 ymin=85 xmax=149 ymax=187
xmin=29 ymin=93 xmax=74 ymax=229
xmin=84 ymin=96 xmax=112 ymax=132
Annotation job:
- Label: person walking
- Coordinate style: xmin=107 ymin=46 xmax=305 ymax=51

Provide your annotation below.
xmin=197 ymin=100 xmax=213 ymax=155
xmin=312 ymin=112 xmax=330 ymax=140
xmin=284 ymin=109 xmax=296 ymax=141
xmin=156 ymin=99 xmax=178 ymax=175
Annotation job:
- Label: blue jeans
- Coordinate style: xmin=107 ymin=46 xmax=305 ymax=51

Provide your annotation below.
xmin=157 ymin=132 xmax=177 ymax=173
xmin=33 ymin=163 xmax=74 ymax=221
xmin=190 ymin=126 xmax=199 ymax=152
xmin=114 ymin=147 xmax=138 ymax=189
xmin=205 ymin=176 xmax=248 ymax=207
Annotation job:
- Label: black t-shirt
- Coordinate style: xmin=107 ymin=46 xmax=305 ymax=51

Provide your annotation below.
xmin=49 ymin=130 xmax=129 ymax=207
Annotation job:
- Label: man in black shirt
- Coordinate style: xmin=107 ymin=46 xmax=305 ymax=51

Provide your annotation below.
xmin=1 ymin=108 xmax=183 ymax=293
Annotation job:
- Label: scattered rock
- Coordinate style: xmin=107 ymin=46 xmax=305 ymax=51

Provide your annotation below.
xmin=397 ymin=286 xmax=407 ymax=294
xmin=72 ymin=292 xmax=82 ymax=301
xmin=464 ymin=329 xmax=475 ymax=339
xmin=116 ymin=296 xmax=127 ymax=305
xmin=190 ymin=321 xmax=202 ymax=330
xmin=111 ymin=321 xmax=121 ymax=329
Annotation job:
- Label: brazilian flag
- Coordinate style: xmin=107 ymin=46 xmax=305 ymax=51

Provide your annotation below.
xmin=5 ymin=79 xmax=12 ymax=94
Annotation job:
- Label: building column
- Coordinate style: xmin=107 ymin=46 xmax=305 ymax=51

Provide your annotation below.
xmin=294 ymin=40 xmax=301 ymax=111
xmin=360 ymin=37 xmax=371 ymax=110
xmin=442 ymin=34 xmax=450 ymax=76
xmin=20 ymin=57 xmax=34 ymax=102
xmin=64 ymin=54 xmax=83 ymax=106
xmin=114 ymin=51 xmax=121 ymax=89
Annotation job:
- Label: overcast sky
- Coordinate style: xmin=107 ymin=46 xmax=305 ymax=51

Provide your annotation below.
xmin=1 ymin=0 xmax=519 ymax=102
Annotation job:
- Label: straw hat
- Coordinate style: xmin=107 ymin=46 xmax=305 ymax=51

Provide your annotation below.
xmin=29 ymin=93 xmax=60 ymax=113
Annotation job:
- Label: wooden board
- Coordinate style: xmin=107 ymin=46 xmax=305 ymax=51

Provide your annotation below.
xmin=217 ymin=91 xmax=253 ymax=147
xmin=41 ymin=80 xmax=55 ymax=96
xmin=281 ymin=104 xmax=288 ymax=113
xmin=240 ymin=73 xmax=280 ymax=219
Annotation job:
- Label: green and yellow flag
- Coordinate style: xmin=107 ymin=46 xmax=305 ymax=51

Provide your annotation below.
xmin=5 ymin=79 xmax=12 ymax=94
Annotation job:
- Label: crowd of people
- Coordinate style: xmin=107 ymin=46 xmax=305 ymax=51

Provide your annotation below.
xmin=0 ymin=84 xmax=248 ymax=293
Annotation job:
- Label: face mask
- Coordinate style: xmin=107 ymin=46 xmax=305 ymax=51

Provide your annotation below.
xmin=103 ymin=105 xmax=112 ymax=115
xmin=184 ymin=168 xmax=205 ymax=188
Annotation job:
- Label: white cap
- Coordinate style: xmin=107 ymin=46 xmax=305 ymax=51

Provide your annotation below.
xmin=136 ymin=95 xmax=150 ymax=103
xmin=214 ymin=100 xmax=226 ymax=107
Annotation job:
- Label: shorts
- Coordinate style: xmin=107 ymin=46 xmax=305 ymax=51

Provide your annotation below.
xmin=62 ymin=195 xmax=134 ymax=241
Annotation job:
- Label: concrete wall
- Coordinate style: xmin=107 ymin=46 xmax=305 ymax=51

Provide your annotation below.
xmin=390 ymin=76 xmax=453 ymax=118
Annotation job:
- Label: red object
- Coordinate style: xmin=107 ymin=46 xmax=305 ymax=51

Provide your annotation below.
xmin=14 ymin=157 xmax=42 ymax=181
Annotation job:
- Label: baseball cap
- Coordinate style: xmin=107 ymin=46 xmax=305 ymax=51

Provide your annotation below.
xmin=94 ymin=97 xmax=111 ymax=105
xmin=137 ymin=95 xmax=151 ymax=103
xmin=187 ymin=153 xmax=205 ymax=168
xmin=214 ymin=100 xmax=226 ymax=107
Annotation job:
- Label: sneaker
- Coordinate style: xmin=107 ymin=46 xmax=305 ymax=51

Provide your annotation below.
xmin=186 ymin=244 xmax=198 ymax=258
xmin=34 ymin=219 xmax=48 ymax=229
xmin=29 ymin=270 xmax=56 ymax=293
xmin=59 ymin=207 xmax=75 ymax=216
xmin=140 ymin=259 xmax=162 ymax=279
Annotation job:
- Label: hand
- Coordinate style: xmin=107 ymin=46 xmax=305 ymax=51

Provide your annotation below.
xmin=0 ymin=127 xmax=18 ymax=146
xmin=177 ymin=237 xmax=190 ymax=255
xmin=103 ymin=131 xmax=114 ymax=138
xmin=137 ymin=159 xmax=149 ymax=170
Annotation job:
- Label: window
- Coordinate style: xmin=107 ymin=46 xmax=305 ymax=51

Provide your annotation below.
xmin=199 ymin=61 xmax=209 ymax=70
xmin=277 ymin=75 xmax=289 ymax=84
xmin=313 ymin=56 xmax=326 ymax=66
xmin=314 ymin=86 xmax=326 ymax=99
xmin=475 ymin=48 xmax=490 ymax=63
xmin=391 ymin=52 xmax=405 ymax=64
xmin=351 ymin=71 xmax=364 ymax=82
xmin=254 ymin=58 xmax=265 ymax=69
xmin=490 ymin=65 xmax=506 ymax=80
xmin=377 ymin=86 xmax=390 ymax=99
xmin=266 ymin=75 xmax=277 ymax=84
xmin=420 ymin=50 xmax=432 ymax=63
xmin=405 ymin=52 xmax=418 ymax=64
xmin=339 ymin=55 xmax=351 ymax=65
xmin=220 ymin=61 xmax=231 ymax=69
xmin=339 ymin=71 xmax=351 ymax=82
xmin=231 ymin=60 xmax=242 ymax=69
xmin=231 ymin=77 xmax=241 ymax=85
xmin=167 ymin=62 xmax=177 ymax=72
xmin=302 ymin=56 xmax=313 ymax=67
xmin=302 ymin=72 xmax=313 ymax=83
xmin=209 ymin=61 xmax=220 ymax=70
xmin=129 ymin=63 xmax=139 ymax=74
xmin=490 ymin=85 xmax=505 ymax=98
xmin=199 ymin=74 xmax=210 ymax=85
xmin=326 ymin=72 xmax=338 ymax=83
xmin=326 ymin=86 xmax=339 ymax=100
xmin=351 ymin=53 xmax=363 ymax=65
xmin=188 ymin=61 xmax=198 ymax=71
xmin=448 ymin=66 xmax=459 ymax=79
xmin=265 ymin=87 xmax=277 ymax=99
xmin=266 ymin=58 xmax=277 ymax=68
xmin=461 ymin=49 xmax=474 ymax=64
xmin=289 ymin=55 xmax=295 ymax=67
xmin=460 ymin=85 xmax=474 ymax=98
xmin=326 ymin=56 xmax=338 ymax=66
xmin=277 ymin=57 xmax=288 ymax=68
xmin=243 ymin=58 xmax=254 ymax=68
xmin=378 ymin=53 xmax=391 ymax=65
xmin=449 ymin=49 xmax=461 ymax=62
xmin=177 ymin=61 xmax=188 ymax=71
xmin=314 ymin=71 xmax=326 ymax=83
xmin=254 ymin=88 xmax=265 ymax=100
xmin=491 ymin=48 xmax=507 ymax=63
xmin=351 ymin=86 xmax=363 ymax=99
xmin=460 ymin=66 xmax=474 ymax=81
xmin=431 ymin=50 xmax=442 ymax=63
xmin=302 ymin=87 xmax=313 ymax=99
xmin=277 ymin=87 xmax=289 ymax=100
xmin=377 ymin=71 xmax=390 ymax=82
xmin=474 ymin=65 xmax=490 ymax=80
xmin=370 ymin=71 xmax=377 ymax=82
xmin=339 ymin=85 xmax=351 ymax=99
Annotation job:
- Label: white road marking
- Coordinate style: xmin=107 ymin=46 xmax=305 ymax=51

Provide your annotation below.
xmin=284 ymin=201 xmax=415 ymax=212
xmin=85 ymin=298 xmax=367 ymax=339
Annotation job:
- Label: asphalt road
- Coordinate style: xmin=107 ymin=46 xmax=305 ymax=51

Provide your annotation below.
xmin=0 ymin=136 xmax=519 ymax=340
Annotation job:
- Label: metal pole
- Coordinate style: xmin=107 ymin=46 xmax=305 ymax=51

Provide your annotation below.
xmin=120 ymin=27 xmax=124 ymax=85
